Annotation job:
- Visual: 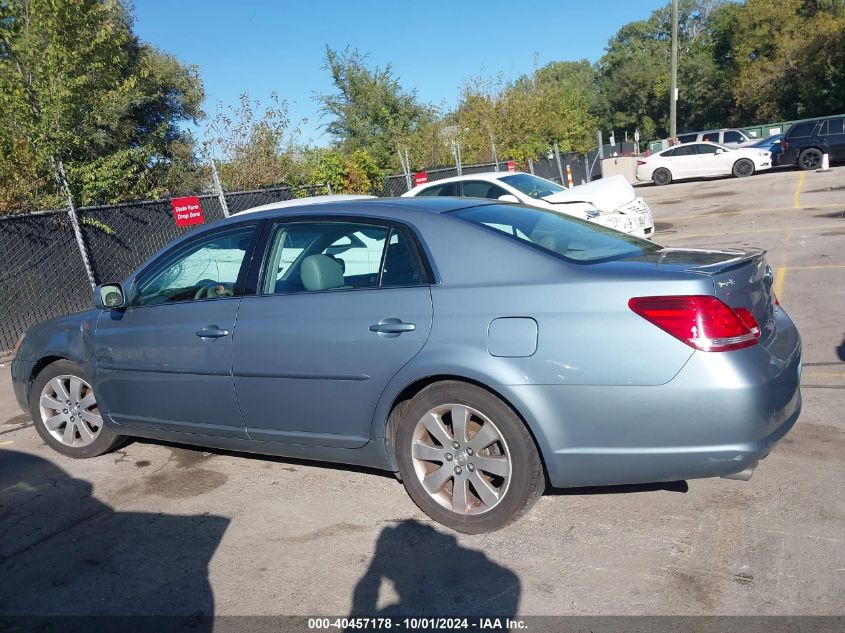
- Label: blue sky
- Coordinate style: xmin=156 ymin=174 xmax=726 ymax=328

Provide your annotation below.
xmin=132 ymin=0 xmax=667 ymax=145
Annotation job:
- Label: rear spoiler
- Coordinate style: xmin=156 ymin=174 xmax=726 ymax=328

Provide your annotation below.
xmin=655 ymin=247 xmax=767 ymax=274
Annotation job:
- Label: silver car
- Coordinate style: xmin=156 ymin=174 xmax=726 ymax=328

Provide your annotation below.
xmin=11 ymin=198 xmax=802 ymax=533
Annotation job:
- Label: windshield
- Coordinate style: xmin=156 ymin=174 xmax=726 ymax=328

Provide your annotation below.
xmin=451 ymin=204 xmax=661 ymax=264
xmin=499 ymin=173 xmax=566 ymax=199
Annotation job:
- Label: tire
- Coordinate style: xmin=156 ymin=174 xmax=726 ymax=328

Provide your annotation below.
xmin=798 ymin=148 xmax=823 ymax=171
xmin=652 ymin=168 xmax=672 ymax=186
xmin=732 ymin=158 xmax=755 ymax=178
xmin=395 ymin=381 xmax=544 ymax=534
xmin=29 ymin=359 xmax=124 ymax=458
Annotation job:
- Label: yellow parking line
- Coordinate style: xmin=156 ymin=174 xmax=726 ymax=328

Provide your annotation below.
xmin=774 ymin=267 xmax=786 ymax=298
xmin=803 ymin=371 xmax=845 ymax=378
xmin=784 ymin=264 xmax=845 ymax=271
xmin=670 ymin=223 xmax=843 ymax=239
xmin=0 ymin=440 xmax=14 ymax=446
xmin=794 ymin=172 xmax=805 ymax=208
xmin=660 ymin=202 xmax=842 ymax=222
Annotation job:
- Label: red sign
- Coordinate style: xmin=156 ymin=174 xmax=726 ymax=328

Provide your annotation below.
xmin=171 ymin=196 xmax=204 ymax=227
xmin=413 ymin=171 xmax=429 ymax=185
xmin=506 ymin=160 xmax=516 ymax=172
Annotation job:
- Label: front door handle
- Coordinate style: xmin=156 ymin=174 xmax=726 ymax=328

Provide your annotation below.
xmin=369 ymin=318 xmax=416 ymax=336
xmin=196 ymin=325 xmax=230 ymax=339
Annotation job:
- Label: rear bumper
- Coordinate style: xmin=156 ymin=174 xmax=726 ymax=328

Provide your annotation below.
xmin=501 ymin=310 xmax=802 ymax=488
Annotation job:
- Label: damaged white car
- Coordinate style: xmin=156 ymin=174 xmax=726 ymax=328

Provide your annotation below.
xmin=402 ymin=171 xmax=655 ymax=238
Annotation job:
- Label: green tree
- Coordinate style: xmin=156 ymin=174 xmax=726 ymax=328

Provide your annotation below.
xmin=316 ymin=46 xmax=436 ymax=171
xmin=204 ymin=92 xmax=299 ymax=191
xmin=596 ymin=0 xmax=729 ymax=140
xmin=0 ymin=0 xmax=204 ymax=213
xmin=721 ymin=0 xmax=845 ymax=122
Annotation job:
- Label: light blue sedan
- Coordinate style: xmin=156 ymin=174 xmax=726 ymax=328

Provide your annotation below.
xmin=10 ymin=197 xmax=802 ymax=533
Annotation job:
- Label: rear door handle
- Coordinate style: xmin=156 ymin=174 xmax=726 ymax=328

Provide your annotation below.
xmin=369 ymin=318 xmax=416 ymax=335
xmin=196 ymin=325 xmax=230 ymax=339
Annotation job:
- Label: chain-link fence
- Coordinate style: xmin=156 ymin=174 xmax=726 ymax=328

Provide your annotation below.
xmin=0 ymin=184 xmax=328 ymax=353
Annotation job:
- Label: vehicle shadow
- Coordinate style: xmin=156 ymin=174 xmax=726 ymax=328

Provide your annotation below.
xmin=544 ymin=480 xmax=688 ymax=496
xmin=349 ymin=520 xmax=519 ymax=617
xmin=0 ymin=449 xmax=227 ymax=626
xmin=837 ymin=337 xmax=845 ymax=361
xmin=133 ymin=437 xmax=397 ymax=480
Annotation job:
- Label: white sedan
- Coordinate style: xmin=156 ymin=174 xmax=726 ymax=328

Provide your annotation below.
xmin=637 ymin=142 xmax=772 ymax=186
xmin=402 ymin=172 xmax=655 ymax=238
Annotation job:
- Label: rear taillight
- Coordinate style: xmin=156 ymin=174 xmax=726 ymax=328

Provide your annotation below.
xmin=628 ymin=295 xmax=760 ymax=352
xmin=782 ymin=140 xmax=788 ymax=151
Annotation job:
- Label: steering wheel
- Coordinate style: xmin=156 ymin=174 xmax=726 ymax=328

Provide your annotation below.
xmin=193 ymin=281 xmax=234 ymax=300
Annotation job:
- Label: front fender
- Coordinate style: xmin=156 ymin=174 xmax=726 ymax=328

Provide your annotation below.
xmin=15 ymin=310 xmax=100 ymax=398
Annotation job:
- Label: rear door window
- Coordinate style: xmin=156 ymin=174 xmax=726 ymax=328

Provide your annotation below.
xmin=416 ymin=183 xmax=458 ymax=197
xmin=677 ymin=134 xmax=697 ymax=143
xmin=723 ymin=131 xmax=744 ymax=144
xmin=821 ymin=118 xmax=844 ymax=135
xmin=695 ymin=144 xmax=720 ymax=154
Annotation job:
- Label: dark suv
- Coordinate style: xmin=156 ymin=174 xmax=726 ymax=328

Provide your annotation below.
xmin=781 ymin=114 xmax=845 ymax=170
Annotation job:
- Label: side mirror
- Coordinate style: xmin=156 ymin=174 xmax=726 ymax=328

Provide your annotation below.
xmin=715 ymin=148 xmax=725 ymax=154
xmin=497 ymin=194 xmax=520 ymax=203
xmin=94 ymin=283 xmax=126 ymax=310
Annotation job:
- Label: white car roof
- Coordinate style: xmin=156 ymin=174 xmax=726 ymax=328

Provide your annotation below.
xmin=658 ymin=141 xmax=730 ymax=155
xmin=403 ymin=171 xmax=543 ymax=196
xmin=239 ymin=194 xmax=376 ymax=214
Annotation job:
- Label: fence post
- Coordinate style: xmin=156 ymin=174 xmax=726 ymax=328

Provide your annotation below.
xmin=210 ymin=159 xmax=230 ymax=218
xmin=528 ymin=157 xmax=535 ymax=175
xmin=398 ymin=148 xmax=412 ymax=192
xmin=584 ymin=154 xmax=591 ymax=182
xmin=54 ymin=159 xmax=96 ymax=290
xmin=490 ymin=133 xmax=499 ymax=171
xmin=553 ymin=142 xmax=564 ymax=184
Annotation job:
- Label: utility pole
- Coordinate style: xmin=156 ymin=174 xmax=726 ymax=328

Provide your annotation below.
xmin=670 ymin=0 xmax=679 ymax=142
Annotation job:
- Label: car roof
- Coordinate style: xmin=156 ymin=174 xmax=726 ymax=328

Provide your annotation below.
xmin=228 ymin=196 xmax=494 ymax=223
xmin=239 ymin=194 xmax=376 ymax=214
xmin=658 ymin=141 xmax=726 ymax=154
xmin=785 ymin=113 xmax=845 ymax=127
xmin=406 ymin=170 xmax=546 ymax=194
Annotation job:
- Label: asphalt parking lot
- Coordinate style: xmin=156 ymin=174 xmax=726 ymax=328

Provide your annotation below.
xmin=1 ymin=166 xmax=844 ymax=618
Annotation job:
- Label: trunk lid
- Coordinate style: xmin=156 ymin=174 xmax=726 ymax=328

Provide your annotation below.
xmin=542 ymin=174 xmax=636 ymax=212
xmin=630 ymin=247 xmax=778 ymax=344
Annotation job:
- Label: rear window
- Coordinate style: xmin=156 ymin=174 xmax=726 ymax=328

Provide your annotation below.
xmin=417 ymin=183 xmax=457 ymax=197
xmin=450 ymin=204 xmax=660 ymax=264
xmin=787 ymin=121 xmax=817 ymax=138
xmin=677 ymin=134 xmax=697 ymax=143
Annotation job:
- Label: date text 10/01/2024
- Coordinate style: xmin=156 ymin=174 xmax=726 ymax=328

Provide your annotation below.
xmin=307 ymin=618 xmax=528 ymax=630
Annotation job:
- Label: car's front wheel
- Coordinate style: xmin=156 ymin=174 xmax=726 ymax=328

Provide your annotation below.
xmin=732 ymin=158 xmax=755 ymax=178
xmin=652 ymin=168 xmax=672 ymax=186
xmin=395 ymin=381 xmax=544 ymax=533
xmin=30 ymin=359 xmax=124 ymax=458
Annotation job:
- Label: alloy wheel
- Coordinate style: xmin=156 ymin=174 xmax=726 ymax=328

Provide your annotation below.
xmin=410 ymin=403 xmax=512 ymax=515
xmin=39 ymin=375 xmax=102 ymax=447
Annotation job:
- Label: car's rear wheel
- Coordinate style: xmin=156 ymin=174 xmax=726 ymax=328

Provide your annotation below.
xmin=395 ymin=381 xmax=544 ymax=534
xmin=798 ymin=148 xmax=823 ymax=171
xmin=652 ymin=168 xmax=672 ymax=186
xmin=30 ymin=360 xmax=123 ymax=458
xmin=732 ymin=158 xmax=755 ymax=178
